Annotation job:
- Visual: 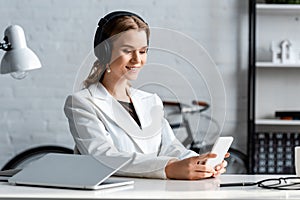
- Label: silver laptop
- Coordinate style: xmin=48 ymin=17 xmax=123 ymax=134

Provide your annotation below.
xmin=8 ymin=153 xmax=134 ymax=190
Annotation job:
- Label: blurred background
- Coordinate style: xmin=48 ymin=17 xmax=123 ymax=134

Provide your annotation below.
xmin=0 ymin=0 xmax=249 ymax=169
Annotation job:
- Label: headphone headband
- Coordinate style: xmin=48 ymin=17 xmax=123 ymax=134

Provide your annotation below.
xmin=100 ymin=11 xmax=146 ymax=25
xmin=93 ymin=11 xmax=148 ymax=64
xmin=94 ymin=11 xmax=147 ymax=48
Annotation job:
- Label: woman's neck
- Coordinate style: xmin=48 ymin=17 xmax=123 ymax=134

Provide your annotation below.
xmin=101 ymin=78 xmax=131 ymax=102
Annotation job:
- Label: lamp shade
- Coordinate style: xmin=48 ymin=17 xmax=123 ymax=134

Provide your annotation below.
xmin=0 ymin=25 xmax=41 ymax=76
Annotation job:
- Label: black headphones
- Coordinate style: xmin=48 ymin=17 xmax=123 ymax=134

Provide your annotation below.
xmin=94 ymin=11 xmax=148 ymax=65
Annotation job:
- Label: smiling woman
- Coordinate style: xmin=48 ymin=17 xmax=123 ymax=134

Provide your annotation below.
xmin=63 ymin=11 xmax=229 ymax=180
xmin=104 ymin=29 xmax=148 ymax=88
xmin=84 ymin=11 xmax=150 ymax=89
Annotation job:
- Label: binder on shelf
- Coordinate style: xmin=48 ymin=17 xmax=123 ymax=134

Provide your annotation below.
xmin=275 ymin=111 xmax=300 ymax=120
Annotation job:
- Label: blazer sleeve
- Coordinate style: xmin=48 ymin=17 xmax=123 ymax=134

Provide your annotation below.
xmin=64 ymin=93 xmax=178 ymax=179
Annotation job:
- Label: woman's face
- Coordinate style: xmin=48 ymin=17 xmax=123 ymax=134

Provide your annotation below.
xmin=109 ymin=29 xmax=148 ymax=81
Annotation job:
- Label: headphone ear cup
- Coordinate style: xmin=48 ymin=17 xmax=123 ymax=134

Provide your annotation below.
xmin=94 ymin=21 xmax=111 ymax=65
xmin=94 ymin=39 xmax=111 ymax=65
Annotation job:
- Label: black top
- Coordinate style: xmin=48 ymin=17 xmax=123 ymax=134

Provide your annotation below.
xmin=118 ymin=101 xmax=141 ymax=128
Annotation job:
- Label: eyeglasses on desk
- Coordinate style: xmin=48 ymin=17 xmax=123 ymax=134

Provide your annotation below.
xmin=220 ymin=177 xmax=300 ymax=190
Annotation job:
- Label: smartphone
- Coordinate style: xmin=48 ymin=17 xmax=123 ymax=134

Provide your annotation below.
xmin=205 ymin=136 xmax=233 ymax=168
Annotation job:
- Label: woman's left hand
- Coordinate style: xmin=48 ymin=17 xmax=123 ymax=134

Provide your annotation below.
xmin=212 ymin=152 xmax=230 ymax=177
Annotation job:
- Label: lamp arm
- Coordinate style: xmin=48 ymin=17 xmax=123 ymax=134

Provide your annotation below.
xmin=0 ymin=36 xmax=11 ymax=51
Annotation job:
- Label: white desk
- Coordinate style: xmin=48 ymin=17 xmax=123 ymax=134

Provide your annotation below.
xmin=0 ymin=175 xmax=299 ymax=199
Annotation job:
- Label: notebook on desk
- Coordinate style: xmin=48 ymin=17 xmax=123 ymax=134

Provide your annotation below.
xmin=8 ymin=153 xmax=133 ymax=190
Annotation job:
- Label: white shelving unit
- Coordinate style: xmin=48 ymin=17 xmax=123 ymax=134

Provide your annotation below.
xmin=255 ymin=3 xmax=300 ymax=125
xmin=256 ymin=119 xmax=300 ymax=125
xmin=248 ymin=1 xmax=300 ymax=174
xmin=257 ymin=3 xmax=300 ymax=13
xmin=256 ymin=62 xmax=300 ymax=68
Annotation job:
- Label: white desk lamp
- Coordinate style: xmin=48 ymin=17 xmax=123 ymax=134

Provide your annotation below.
xmin=0 ymin=25 xmax=41 ymax=79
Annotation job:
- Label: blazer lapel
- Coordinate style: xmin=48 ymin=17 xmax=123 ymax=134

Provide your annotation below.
xmin=88 ymin=83 xmax=163 ymax=154
xmin=128 ymin=88 xmax=146 ymax=130
xmin=129 ymin=88 xmax=164 ymax=140
xmin=129 ymin=88 xmax=164 ymax=154
xmin=88 ymin=83 xmax=142 ymax=134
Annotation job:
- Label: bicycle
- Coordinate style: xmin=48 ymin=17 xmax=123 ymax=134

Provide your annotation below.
xmin=163 ymin=100 xmax=248 ymax=174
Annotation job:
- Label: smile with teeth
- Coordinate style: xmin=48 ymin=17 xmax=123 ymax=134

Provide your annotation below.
xmin=126 ymin=66 xmax=139 ymax=71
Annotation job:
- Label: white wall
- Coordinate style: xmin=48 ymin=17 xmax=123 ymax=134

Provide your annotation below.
xmin=0 ymin=0 xmax=249 ymax=168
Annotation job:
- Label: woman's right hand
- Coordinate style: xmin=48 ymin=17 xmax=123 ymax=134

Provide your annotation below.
xmin=165 ymin=153 xmax=217 ymax=180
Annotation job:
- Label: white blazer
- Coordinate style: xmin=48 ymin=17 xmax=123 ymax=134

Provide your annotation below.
xmin=64 ymin=83 xmax=198 ymax=179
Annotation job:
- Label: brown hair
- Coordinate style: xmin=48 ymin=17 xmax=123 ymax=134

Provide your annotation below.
xmin=83 ymin=15 xmax=150 ymax=88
